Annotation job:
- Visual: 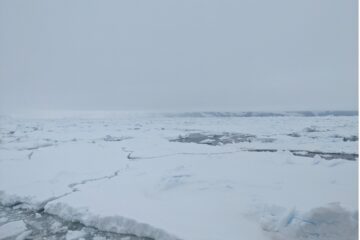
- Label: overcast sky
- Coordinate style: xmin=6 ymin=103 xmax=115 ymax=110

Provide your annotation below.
xmin=0 ymin=0 xmax=357 ymax=113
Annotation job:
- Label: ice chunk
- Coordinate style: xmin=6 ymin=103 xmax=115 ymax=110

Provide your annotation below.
xmin=45 ymin=202 xmax=179 ymax=240
xmin=0 ymin=220 xmax=27 ymax=239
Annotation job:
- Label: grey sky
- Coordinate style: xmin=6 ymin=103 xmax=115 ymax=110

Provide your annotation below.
xmin=0 ymin=0 xmax=357 ymax=112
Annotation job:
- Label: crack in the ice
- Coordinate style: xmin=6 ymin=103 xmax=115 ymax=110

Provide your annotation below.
xmin=27 ymin=151 xmax=34 ymax=160
xmin=121 ymin=147 xmax=138 ymax=160
xmin=32 ymin=167 xmax=128 ymax=215
xmin=38 ymin=192 xmax=76 ymax=213
xmin=19 ymin=143 xmax=55 ymax=151
xmin=123 ymin=146 xmax=358 ymax=162
xmin=289 ymin=150 xmax=358 ymax=161
xmin=243 ymin=148 xmax=358 ymax=161
xmin=127 ymin=153 xmax=138 ymax=160
xmin=122 ymin=149 xmax=243 ymax=160
xmin=67 ymin=169 xmax=123 ymax=191
xmin=245 ymin=149 xmax=278 ymax=153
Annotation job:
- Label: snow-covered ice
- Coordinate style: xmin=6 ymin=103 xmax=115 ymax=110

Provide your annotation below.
xmin=0 ymin=112 xmax=357 ymax=239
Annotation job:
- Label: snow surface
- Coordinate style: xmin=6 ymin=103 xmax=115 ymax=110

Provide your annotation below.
xmin=0 ymin=114 xmax=357 ymax=239
xmin=65 ymin=230 xmax=86 ymax=240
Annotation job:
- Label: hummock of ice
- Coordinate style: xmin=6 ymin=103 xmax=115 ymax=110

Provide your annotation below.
xmin=259 ymin=203 xmax=358 ymax=240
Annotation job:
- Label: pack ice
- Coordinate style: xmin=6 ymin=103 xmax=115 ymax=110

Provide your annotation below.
xmin=0 ymin=112 xmax=357 ymax=240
